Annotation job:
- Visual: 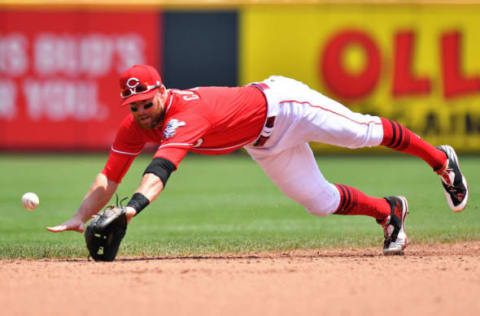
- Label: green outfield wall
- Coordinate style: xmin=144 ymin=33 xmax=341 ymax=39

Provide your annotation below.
xmin=1 ymin=1 xmax=479 ymax=152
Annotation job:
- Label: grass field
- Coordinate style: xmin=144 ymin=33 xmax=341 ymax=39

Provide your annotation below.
xmin=0 ymin=152 xmax=478 ymax=259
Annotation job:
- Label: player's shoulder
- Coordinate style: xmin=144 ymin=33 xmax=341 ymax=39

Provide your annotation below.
xmin=169 ymin=86 xmax=232 ymax=97
xmin=167 ymin=88 xmax=204 ymax=112
xmin=169 ymin=86 xmax=239 ymax=104
xmin=164 ymin=90 xmax=212 ymax=127
xmin=169 ymin=88 xmax=202 ymax=100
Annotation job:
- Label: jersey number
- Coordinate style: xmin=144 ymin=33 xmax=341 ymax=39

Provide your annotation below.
xmin=173 ymin=89 xmax=199 ymax=101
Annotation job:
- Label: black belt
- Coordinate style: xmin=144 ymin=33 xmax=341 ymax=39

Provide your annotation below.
xmin=253 ymin=116 xmax=276 ymax=147
xmin=251 ymin=82 xmax=276 ymax=147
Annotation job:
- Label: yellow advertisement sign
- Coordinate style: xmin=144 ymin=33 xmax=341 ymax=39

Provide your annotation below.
xmin=240 ymin=5 xmax=480 ymax=152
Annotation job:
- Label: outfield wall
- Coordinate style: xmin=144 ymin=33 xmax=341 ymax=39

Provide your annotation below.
xmin=1 ymin=2 xmax=479 ymax=152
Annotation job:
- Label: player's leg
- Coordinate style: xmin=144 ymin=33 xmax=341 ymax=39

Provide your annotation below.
xmin=336 ymin=185 xmax=408 ymax=255
xmin=246 ymin=143 xmax=340 ymax=216
xmin=246 ymin=143 xmax=408 ymax=255
xmin=266 ymin=76 xmax=467 ymax=212
xmin=380 ymin=118 xmax=445 ymax=169
xmin=380 ymin=119 xmax=468 ymax=212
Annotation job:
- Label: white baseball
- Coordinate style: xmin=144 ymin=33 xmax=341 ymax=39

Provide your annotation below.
xmin=22 ymin=192 xmax=40 ymax=211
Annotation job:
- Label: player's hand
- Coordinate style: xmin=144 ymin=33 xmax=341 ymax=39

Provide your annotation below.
xmin=46 ymin=217 xmax=85 ymax=233
xmin=46 ymin=207 xmax=135 ymax=233
xmin=125 ymin=206 xmax=137 ymax=224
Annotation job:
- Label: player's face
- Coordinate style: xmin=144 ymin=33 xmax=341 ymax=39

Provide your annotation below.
xmin=129 ymin=93 xmax=165 ymax=130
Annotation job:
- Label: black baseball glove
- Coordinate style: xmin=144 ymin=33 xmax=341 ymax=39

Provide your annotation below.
xmin=84 ymin=205 xmax=128 ymax=262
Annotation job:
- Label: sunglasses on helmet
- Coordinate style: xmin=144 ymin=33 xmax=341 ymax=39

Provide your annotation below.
xmin=121 ymin=79 xmax=161 ymax=99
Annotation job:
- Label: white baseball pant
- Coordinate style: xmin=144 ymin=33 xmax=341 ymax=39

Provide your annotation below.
xmin=245 ymin=76 xmax=384 ymax=216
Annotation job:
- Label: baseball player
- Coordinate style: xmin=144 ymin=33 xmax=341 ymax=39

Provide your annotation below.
xmin=47 ymin=64 xmax=469 ymax=255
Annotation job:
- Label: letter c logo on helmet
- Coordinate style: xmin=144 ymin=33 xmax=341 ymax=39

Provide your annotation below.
xmin=126 ymin=77 xmax=140 ymax=89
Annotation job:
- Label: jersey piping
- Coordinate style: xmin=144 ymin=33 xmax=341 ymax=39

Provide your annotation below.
xmin=111 ymin=146 xmax=142 ymax=156
xmin=279 ymin=100 xmax=382 ymax=126
xmin=192 ymin=139 xmax=254 ymax=152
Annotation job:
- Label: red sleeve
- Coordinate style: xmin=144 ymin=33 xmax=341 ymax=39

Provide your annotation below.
xmin=154 ymin=147 xmax=189 ymax=168
xmin=101 ymin=152 xmax=136 ymax=183
xmin=101 ymin=115 xmax=146 ymax=183
xmin=154 ymin=111 xmax=211 ymax=167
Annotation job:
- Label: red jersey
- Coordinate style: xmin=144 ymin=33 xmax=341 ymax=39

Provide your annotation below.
xmin=102 ymin=86 xmax=267 ymax=183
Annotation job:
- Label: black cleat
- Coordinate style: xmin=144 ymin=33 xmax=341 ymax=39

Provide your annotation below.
xmin=380 ymin=196 xmax=409 ymax=255
xmin=436 ymin=145 xmax=469 ymax=212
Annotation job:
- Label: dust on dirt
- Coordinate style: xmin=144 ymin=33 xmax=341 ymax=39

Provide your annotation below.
xmin=1 ymin=241 xmax=480 ymax=316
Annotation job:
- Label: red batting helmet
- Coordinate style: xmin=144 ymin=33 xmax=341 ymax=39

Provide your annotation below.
xmin=119 ymin=65 xmax=163 ymax=106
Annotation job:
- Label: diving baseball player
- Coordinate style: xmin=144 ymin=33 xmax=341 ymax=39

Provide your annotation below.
xmin=47 ymin=64 xmax=469 ymax=258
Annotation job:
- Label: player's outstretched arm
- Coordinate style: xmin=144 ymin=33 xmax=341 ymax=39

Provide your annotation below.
xmin=123 ymin=157 xmax=175 ymax=217
xmin=135 ymin=173 xmax=165 ymax=203
xmin=124 ymin=172 xmax=165 ymax=218
xmin=46 ymin=173 xmax=119 ymax=233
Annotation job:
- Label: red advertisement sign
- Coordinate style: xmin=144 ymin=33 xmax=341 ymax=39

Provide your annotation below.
xmin=0 ymin=11 xmax=160 ymax=150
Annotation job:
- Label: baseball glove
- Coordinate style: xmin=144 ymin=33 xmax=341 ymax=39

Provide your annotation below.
xmin=84 ymin=205 xmax=128 ymax=262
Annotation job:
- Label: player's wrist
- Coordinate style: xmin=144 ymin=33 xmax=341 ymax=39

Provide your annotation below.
xmin=73 ymin=212 xmax=89 ymax=224
xmin=125 ymin=206 xmax=137 ymax=215
xmin=127 ymin=192 xmax=150 ymax=216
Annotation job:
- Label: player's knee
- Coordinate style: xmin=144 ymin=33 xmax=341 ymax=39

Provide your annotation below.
xmin=301 ymin=194 xmax=338 ymax=217
xmin=343 ymin=117 xmax=383 ymax=149
xmin=286 ymin=183 xmax=339 ymax=217
xmin=342 ymin=132 xmax=375 ymax=149
xmin=305 ymin=203 xmax=336 ymax=217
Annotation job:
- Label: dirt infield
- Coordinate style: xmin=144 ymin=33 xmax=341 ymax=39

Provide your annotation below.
xmin=2 ymin=241 xmax=480 ymax=316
